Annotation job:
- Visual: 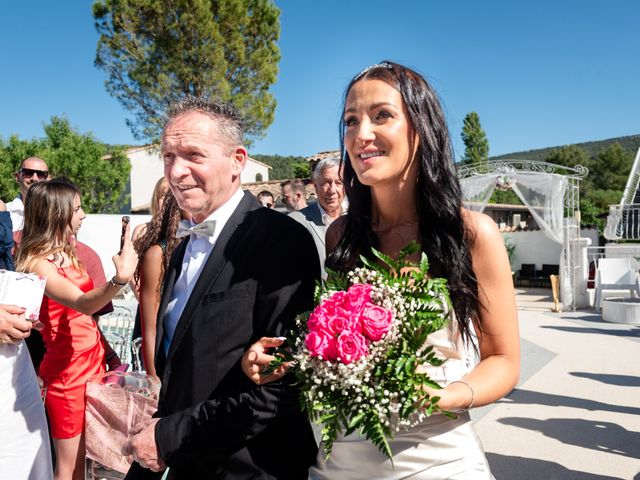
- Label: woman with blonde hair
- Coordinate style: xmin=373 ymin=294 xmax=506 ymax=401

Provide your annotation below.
xmin=16 ymin=179 xmax=138 ymax=480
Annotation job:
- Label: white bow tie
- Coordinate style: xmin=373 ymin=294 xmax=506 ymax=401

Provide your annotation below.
xmin=175 ymin=219 xmax=217 ymax=239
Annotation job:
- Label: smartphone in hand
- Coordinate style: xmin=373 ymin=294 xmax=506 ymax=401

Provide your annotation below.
xmin=120 ymin=215 xmax=130 ymax=252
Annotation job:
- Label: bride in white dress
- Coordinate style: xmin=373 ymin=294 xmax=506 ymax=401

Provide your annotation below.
xmin=243 ymin=61 xmax=519 ymax=479
xmin=0 ymin=305 xmax=52 ymax=480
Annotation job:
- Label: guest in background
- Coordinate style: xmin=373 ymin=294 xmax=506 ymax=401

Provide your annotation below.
xmin=16 ymin=179 xmax=138 ymax=480
xmin=6 ymin=156 xmax=50 ymax=232
xmin=288 ymin=157 xmax=346 ymax=277
xmin=0 ymin=304 xmax=53 ymax=480
xmin=131 ymin=177 xmax=170 ymax=243
xmin=129 ymin=176 xmax=171 ymax=363
xmin=0 ymin=197 xmax=53 ymax=479
xmin=281 ymin=179 xmax=308 ymax=211
xmin=256 ymin=190 xmax=275 ymax=209
xmin=132 ymin=190 xmax=182 ymax=377
xmin=0 ymin=199 xmax=14 ymax=269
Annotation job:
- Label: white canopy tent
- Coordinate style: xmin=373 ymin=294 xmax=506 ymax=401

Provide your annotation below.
xmin=458 ymin=160 xmax=588 ymax=309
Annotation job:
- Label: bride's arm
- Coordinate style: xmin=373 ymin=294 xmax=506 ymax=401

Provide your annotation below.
xmin=432 ymin=210 xmax=520 ymax=411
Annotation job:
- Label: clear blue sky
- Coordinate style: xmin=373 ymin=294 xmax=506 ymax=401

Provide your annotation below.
xmin=1 ymin=1 xmax=638 ymax=161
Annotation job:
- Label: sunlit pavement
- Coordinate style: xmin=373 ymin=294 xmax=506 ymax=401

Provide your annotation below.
xmin=473 ymin=288 xmax=640 ymax=479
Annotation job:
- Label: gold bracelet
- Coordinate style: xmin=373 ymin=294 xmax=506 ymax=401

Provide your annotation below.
xmin=449 ymin=379 xmax=475 ymax=410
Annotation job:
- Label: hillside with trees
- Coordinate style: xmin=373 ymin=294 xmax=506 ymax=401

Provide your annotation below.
xmin=491 ymin=134 xmax=640 ymax=161
xmin=251 ymin=154 xmax=308 ymax=180
xmin=483 ymin=135 xmax=640 ymax=231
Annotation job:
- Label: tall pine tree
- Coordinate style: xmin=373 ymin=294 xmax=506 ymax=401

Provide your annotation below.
xmin=461 ymin=112 xmax=489 ymax=166
xmin=93 ymin=0 xmax=281 ymax=145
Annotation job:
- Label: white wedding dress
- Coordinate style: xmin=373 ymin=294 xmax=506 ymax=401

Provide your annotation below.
xmin=309 ymin=320 xmax=493 ymax=480
xmin=0 ymin=340 xmax=53 ymax=480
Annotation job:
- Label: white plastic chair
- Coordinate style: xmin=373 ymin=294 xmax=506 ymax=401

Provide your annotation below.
xmin=594 ymin=258 xmax=640 ymax=311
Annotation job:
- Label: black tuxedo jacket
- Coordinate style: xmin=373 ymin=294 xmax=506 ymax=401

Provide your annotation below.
xmin=126 ymin=192 xmax=319 ymax=479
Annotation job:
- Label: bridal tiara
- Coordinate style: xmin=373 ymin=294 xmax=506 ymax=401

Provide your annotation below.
xmin=354 ymin=61 xmax=394 ymax=80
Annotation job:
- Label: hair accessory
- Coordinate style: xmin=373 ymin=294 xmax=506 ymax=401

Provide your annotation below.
xmin=449 ymin=379 xmax=475 ymax=411
xmin=354 ymin=61 xmax=394 ymax=80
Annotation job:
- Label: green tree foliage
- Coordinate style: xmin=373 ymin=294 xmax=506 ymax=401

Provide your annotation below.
xmin=0 ymin=117 xmax=130 ymax=213
xmin=252 ymin=154 xmax=306 ymax=180
xmin=590 ymin=143 xmax=633 ymax=192
xmin=293 ymin=161 xmax=311 ymax=179
xmin=93 ymin=0 xmax=281 ymax=145
xmin=544 ymin=145 xmax=591 ymax=169
xmin=461 ymin=112 xmax=489 ymax=165
xmin=542 ymin=143 xmax=633 ymax=230
xmin=492 ymin=134 xmax=640 ymax=162
xmin=489 ymin=189 xmax=522 ymax=205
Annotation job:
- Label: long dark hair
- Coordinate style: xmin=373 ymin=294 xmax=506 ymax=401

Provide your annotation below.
xmin=326 ymin=61 xmax=481 ymax=340
xmin=133 ymin=189 xmax=182 ymax=297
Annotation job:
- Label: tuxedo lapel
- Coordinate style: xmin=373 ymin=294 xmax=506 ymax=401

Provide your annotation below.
xmin=154 ymin=238 xmax=188 ymax=370
xmin=164 ymin=192 xmax=256 ymax=364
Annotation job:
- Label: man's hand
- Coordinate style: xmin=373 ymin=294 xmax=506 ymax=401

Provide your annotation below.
xmin=241 ymin=336 xmax=293 ymax=385
xmin=124 ymin=418 xmax=166 ymax=472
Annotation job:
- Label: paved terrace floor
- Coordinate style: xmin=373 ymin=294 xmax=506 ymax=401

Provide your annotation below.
xmin=472 ymin=288 xmax=640 ymax=480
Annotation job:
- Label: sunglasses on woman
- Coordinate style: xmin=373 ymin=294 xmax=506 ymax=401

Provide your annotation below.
xmin=20 ymin=168 xmax=50 ymax=179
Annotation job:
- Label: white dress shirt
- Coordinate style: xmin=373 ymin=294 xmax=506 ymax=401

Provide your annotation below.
xmin=317 ymin=202 xmax=344 ymax=226
xmin=162 ymin=188 xmax=245 ymax=355
xmin=6 ymin=196 xmax=24 ymax=231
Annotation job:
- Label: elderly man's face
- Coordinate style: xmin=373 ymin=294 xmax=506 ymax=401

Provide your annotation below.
xmin=314 ymin=166 xmax=344 ymax=213
xmin=16 ymin=157 xmax=50 ymax=198
xmin=162 ymin=111 xmax=246 ymax=223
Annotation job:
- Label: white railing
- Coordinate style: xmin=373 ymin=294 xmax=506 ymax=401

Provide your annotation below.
xmin=604 ymin=204 xmax=640 ymax=240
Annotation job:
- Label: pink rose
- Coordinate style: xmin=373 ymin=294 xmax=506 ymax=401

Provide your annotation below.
xmin=343 ymin=284 xmax=373 ymax=314
xmin=325 ymin=313 xmax=351 ymax=337
xmin=305 ymin=331 xmax=337 ymax=360
xmin=307 ymin=309 xmax=329 ymax=334
xmin=335 ymin=330 xmax=368 ymax=364
xmin=360 ymin=303 xmax=393 ymax=341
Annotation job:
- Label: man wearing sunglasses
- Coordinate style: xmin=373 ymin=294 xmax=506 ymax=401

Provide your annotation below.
xmin=6 ymin=157 xmax=50 ymax=231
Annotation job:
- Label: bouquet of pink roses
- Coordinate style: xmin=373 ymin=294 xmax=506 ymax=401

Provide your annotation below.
xmin=275 ymin=243 xmax=452 ymax=460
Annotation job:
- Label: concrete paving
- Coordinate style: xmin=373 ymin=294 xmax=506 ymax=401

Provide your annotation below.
xmin=473 ymin=288 xmax=640 ymax=480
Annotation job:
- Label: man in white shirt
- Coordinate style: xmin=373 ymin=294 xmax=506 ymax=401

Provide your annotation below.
xmin=6 ymin=157 xmax=50 ymax=231
xmin=125 ymin=96 xmax=319 ymax=480
xmin=288 ymin=157 xmax=346 ymax=277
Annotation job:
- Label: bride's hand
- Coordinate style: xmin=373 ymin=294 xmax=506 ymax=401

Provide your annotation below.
xmin=421 ymin=380 xmax=475 ymax=412
xmin=241 ymin=337 xmax=292 ymax=385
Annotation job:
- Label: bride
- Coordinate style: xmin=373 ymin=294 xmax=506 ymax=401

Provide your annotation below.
xmin=243 ymin=61 xmax=520 ymax=479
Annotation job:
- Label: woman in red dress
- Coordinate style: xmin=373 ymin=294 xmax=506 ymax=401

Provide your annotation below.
xmin=15 ymin=180 xmax=138 ymax=480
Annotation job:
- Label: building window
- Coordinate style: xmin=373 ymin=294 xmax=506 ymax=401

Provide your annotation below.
xmin=255 ymin=173 xmax=263 ymax=182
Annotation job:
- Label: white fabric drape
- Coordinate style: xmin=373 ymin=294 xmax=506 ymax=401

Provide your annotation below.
xmin=460 ymin=172 xmax=567 ymax=244
xmin=460 ymin=174 xmax=497 ymax=212
xmin=460 ymin=170 xmax=573 ymax=307
xmin=509 ymin=173 xmax=567 ymax=244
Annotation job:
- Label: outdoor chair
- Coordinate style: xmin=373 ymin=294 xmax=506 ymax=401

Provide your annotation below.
xmin=594 ymin=258 xmax=640 ymax=311
xmin=535 ymin=264 xmax=560 ymax=288
xmin=515 ymin=264 xmax=537 ymax=287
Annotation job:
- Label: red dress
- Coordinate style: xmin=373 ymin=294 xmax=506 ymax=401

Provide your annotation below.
xmin=38 ymin=263 xmax=106 ymax=439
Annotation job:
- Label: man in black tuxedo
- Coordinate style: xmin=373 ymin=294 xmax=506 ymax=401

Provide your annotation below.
xmin=125 ymin=97 xmax=319 ymax=479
